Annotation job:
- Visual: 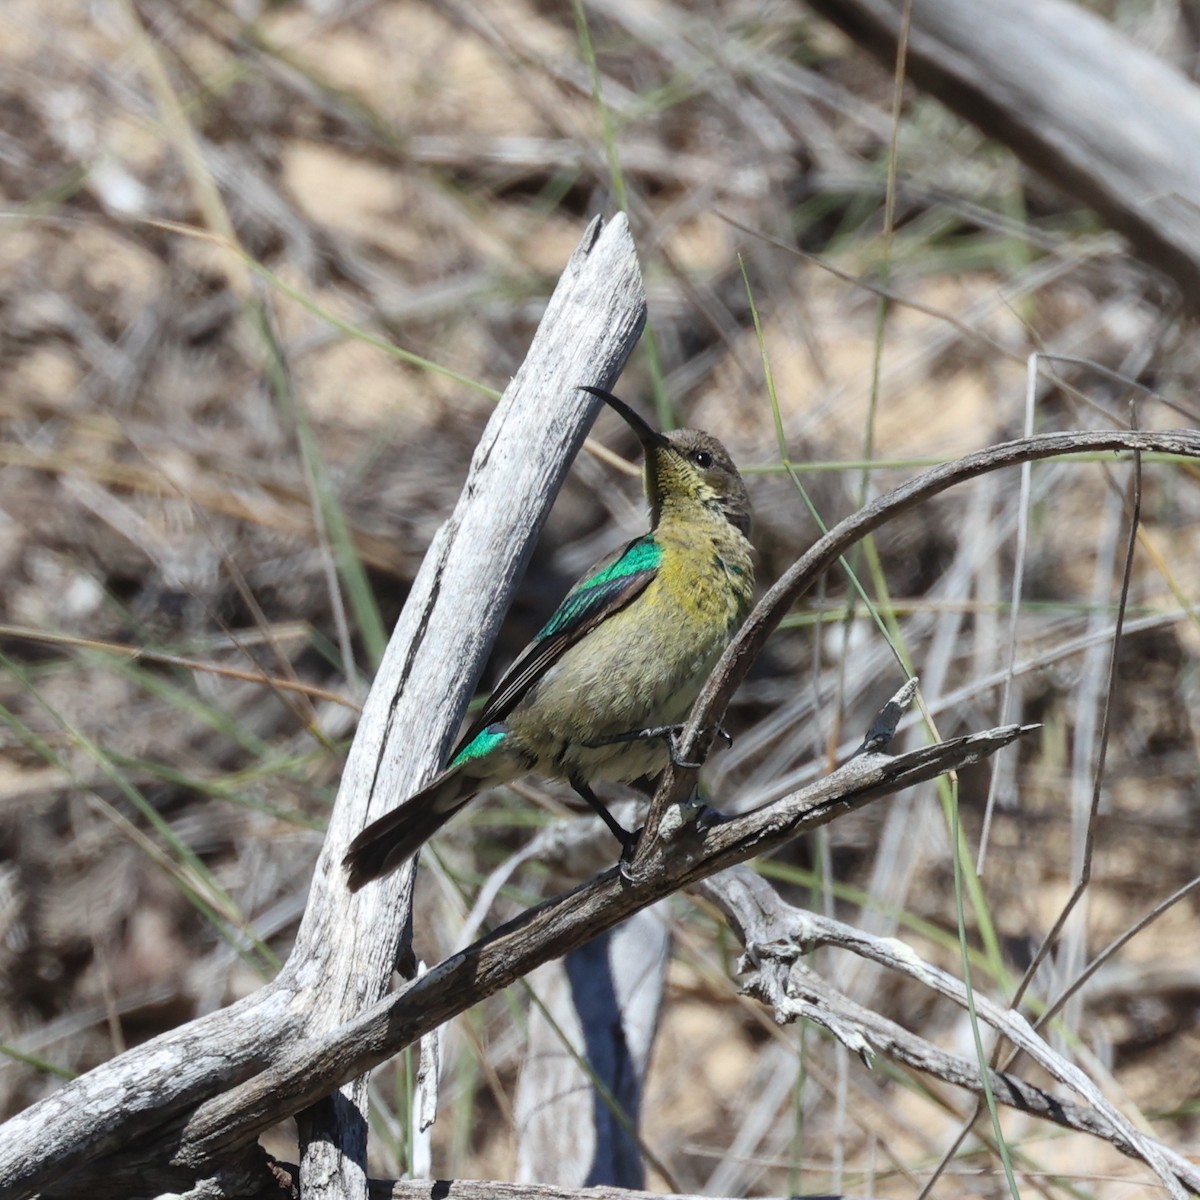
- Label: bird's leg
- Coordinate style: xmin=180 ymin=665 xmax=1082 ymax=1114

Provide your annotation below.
xmin=569 ymin=777 xmax=639 ymax=856
xmin=585 ymin=723 xmax=734 ymax=769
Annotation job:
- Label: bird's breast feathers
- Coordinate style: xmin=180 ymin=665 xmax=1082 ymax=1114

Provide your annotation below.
xmin=506 ymin=518 xmax=754 ymax=781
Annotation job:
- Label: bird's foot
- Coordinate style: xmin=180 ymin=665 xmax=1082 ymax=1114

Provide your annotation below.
xmin=586 ymin=723 xmax=733 ymax=770
xmin=665 ymin=729 xmax=703 ymax=770
xmin=665 ymin=724 xmax=734 ymax=769
xmin=617 ymin=825 xmax=644 ymax=881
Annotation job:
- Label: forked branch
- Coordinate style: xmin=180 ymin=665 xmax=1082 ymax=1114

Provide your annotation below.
xmin=636 ymin=428 xmax=1200 ymax=852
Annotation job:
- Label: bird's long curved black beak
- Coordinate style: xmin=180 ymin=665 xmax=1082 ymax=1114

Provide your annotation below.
xmin=579 ymin=385 xmax=671 ymax=450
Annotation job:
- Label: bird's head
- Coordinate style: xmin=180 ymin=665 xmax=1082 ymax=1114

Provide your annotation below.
xmin=580 ymin=386 xmax=752 ymax=537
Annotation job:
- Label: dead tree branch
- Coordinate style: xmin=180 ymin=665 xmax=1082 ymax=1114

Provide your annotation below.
xmin=802 ymin=0 xmax=1200 ymax=309
xmin=0 ymin=213 xmax=647 ymax=1200
xmin=90 ymin=721 xmax=1036 ymax=1193
xmin=694 ymin=868 xmax=1200 ymax=1198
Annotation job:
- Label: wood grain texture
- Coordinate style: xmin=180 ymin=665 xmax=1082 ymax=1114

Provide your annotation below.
xmin=0 ymin=213 xmax=647 ymax=1200
xmin=805 ymin=0 xmax=1200 ymax=308
xmin=289 ymin=211 xmax=648 ymax=1200
xmin=170 ymin=722 xmax=1038 ymax=1168
xmin=514 ymin=904 xmax=669 ymax=1186
xmin=693 ymin=866 xmax=1200 ymax=1198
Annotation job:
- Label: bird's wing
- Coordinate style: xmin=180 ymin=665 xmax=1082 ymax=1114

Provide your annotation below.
xmin=452 ymin=534 xmax=661 ymax=755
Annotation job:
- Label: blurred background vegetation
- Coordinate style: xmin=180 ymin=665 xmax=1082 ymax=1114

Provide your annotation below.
xmin=1 ymin=0 xmax=1198 ymax=1193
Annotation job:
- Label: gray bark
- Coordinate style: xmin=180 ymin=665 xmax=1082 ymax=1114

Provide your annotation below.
xmin=288 ymin=211 xmax=648 ymax=1199
xmin=0 ymin=213 xmax=647 ymax=1200
xmin=515 ymin=905 xmax=669 ymax=1187
xmin=3 ymin=396 xmax=1197 ymax=1196
xmin=806 ymin=0 xmax=1200 ymax=308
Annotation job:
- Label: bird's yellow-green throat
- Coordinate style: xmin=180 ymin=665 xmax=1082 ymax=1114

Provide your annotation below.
xmin=344 ymin=387 xmax=755 ymax=890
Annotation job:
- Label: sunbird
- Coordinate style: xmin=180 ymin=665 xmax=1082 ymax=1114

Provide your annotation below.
xmin=344 ymin=387 xmax=754 ymax=890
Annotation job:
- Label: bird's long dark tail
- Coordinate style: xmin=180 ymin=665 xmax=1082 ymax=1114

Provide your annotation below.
xmin=343 ymin=768 xmax=475 ymax=891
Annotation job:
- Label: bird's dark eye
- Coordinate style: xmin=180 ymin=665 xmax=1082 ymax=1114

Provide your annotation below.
xmin=691 ymin=450 xmax=714 ymax=468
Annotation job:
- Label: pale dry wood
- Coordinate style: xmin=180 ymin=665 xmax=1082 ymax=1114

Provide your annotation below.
xmin=804 ymin=0 xmax=1200 ymax=308
xmin=0 ymin=213 xmax=647 ymax=1200
xmin=514 ymin=905 xmax=669 ymax=1186
xmin=19 ymin=724 xmax=1030 ymax=1198
xmin=289 ymin=210 xmax=647 ymax=1200
xmin=140 ymin=724 xmax=1035 ymax=1176
xmin=694 ymin=866 xmax=1200 ymax=1197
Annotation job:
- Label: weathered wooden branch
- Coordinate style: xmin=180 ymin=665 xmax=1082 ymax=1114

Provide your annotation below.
xmin=288 ymin=210 xmax=647 ymax=1200
xmin=316 ymin=859 xmax=1200 ymax=1197
xmin=635 ymin=428 xmax=1200 ymax=854
xmin=10 ymin=407 xmax=1200 ymax=1197
xmin=0 ymin=213 xmax=647 ymax=1200
xmin=802 ymin=0 xmax=1200 ymax=309
xmin=74 ymin=721 xmax=1035 ymax=1193
xmin=3 ymin=257 xmax=1197 ymax=1199
xmin=694 ymin=867 xmax=1200 ymax=1198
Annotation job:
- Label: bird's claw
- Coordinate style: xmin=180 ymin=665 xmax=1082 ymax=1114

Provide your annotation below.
xmin=617 ymin=825 xmax=643 ymax=881
xmin=665 ymin=723 xmax=733 ymax=768
xmin=666 ymin=731 xmax=703 ymax=770
xmin=667 ymin=720 xmax=729 ymax=768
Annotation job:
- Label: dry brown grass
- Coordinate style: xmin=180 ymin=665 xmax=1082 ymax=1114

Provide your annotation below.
xmin=1 ymin=0 xmax=1198 ymax=1193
